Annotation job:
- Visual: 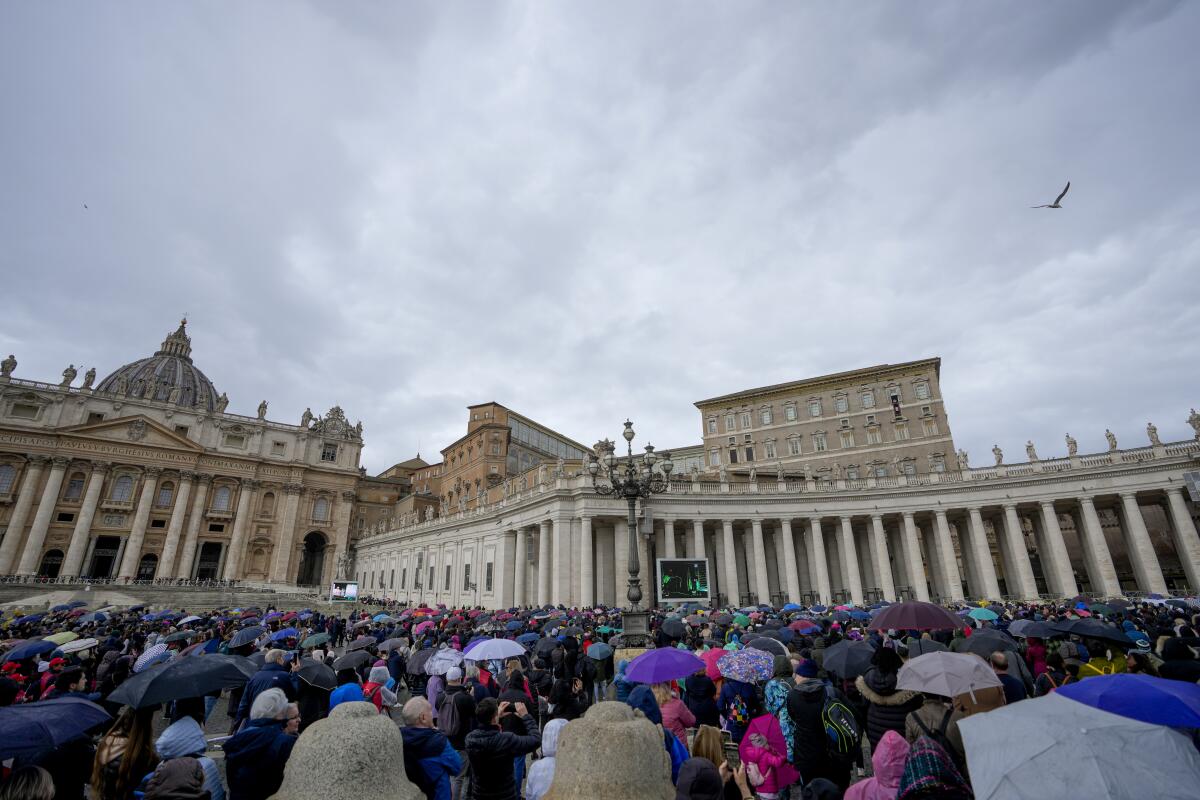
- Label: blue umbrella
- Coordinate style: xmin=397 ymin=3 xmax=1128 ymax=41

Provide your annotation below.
xmin=810 ymin=605 xmax=827 ymax=613
xmin=505 ymin=620 xmax=525 ymax=632
xmin=229 ymin=626 xmax=265 ymax=649
xmin=372 ymin=613 xmax=391 ymax=622
xmin=4 ymin=640 xmax=57 ymax=661
xmin=51 ymin=604 xmax=71 ymax=612
xmin=141 ymin=614 xmax=157 ymax=622
xmin=14 ymin=614 xmax=45 ymax=625
xmin=781 ymin=603 xmax=803 ymax=612
xmin=79 ymin=611 xmax=108 ymax=624
xmin=848 ymin=610 xmax=871 ymax=621
xmin=270 ymin=627 xmax=298 ymax=642
xmin=516 ymin=632 xmax=540 ymax=645
xmin=0 ymin=697 xmax=112 ymax=759
xmin=1056 ymin=674 xmax=1200 ymax=728
xmin=68 ymin=601 xmax=88 ymax=609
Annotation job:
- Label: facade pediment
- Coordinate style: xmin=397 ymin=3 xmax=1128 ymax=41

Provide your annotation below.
xmin=59 ymin=415 xmax=204 ymax=452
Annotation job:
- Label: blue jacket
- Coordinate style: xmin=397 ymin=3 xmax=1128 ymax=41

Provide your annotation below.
xmin=329 ymin=682 xmax=365 ymax=710
xmin=223 ymin=718 xmax=295 ymax=800
xmin=156 ymin=716 xmax=226 ymax=800
xmin=235 ymin=663 xmax=299 ymax=726
xmin=400 ymin=726 xmax=461 ymax=800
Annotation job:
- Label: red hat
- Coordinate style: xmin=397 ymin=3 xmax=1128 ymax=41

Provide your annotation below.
xmin=2 ymin=662 xmax=19 ymax=673
xmin=48 ymin=657 xmax=67 ymax=668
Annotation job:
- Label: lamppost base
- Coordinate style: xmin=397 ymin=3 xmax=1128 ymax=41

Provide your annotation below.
xmin=620 ymin=609 xmax=651 ymax=648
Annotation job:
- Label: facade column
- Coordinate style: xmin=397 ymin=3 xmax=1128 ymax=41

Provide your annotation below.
xmin=837 ymin=516 xmax=864 ymax=605
xmin=1118 ymin=492 xmax=1167 ymax=595
xmin=155 ymin=471 xmax=194 ymax=579
xmin=0 ymin=456 xmax=48 ymax=574
xmin=537 ymin=520 xmax=551 ymax=606
xmin=901 ymin=512 xmax=930 ymax=601
xmin=779 ymin=519 xmax=801 ymax=603
xmin=175 ymin=474 xmax=211 ymax=579
xmin=933 ymin=510 xmax=965 ymax=601
xmin=662 ymin=518 xmax=676 ymax=558
xmin=614 ymin=519 xmax=629 ymax=608
xmin=869 ymin=515 xmax=897 ymax=601
xmin=808 ymin=518 xmax=832 ymax=603
xmin=580 ymin=516 xmax=594 ymax=608
xmin=1165 ymin=488 xmax=1200 ymax=592
xmin=60 ymin=461 xmax=109 ymax=578
xmin=721 ymin=519 xmax=740 ymax=606
xmin=220 ymin=479 xmax=258 ymax=581
xmin=14 ymin=457 xmax=70 ymax=576
xmin=330 ymin=490 xmax=356 ymax=584
xmin=966 ymin=507 xmax=1002 ymax=599
xmin=513 ymin=528 xmax=527 ymax=606
xmin=269 ymin=484 xmax=303 ymax=583
xmin=552 ymin=517 xmax=570 ymax=606
xmin=1037 ymin=501 xmax=1078 ymax=597
xmin=1077 ymin=496 xmax=1120 ymax=596
xmin=115 ymin=466 xmax=162 ymax=580
xmin=750 ymin=519 xmax=771 ymax=604
xmin=692 ymin=519 xmax=706 ymax=558
xmin=1001 ymin=504 xmax=1039 ymax=599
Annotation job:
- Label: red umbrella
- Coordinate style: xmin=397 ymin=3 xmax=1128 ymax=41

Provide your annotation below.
xmin=414 ymin=620 xmax=435 ymax=635
xmin=868 ymin=601 xmax=965 ymax=631
xmin=789 ymin=620 xmax=821 ymax=633
xmin=700 ymin=648 xmax=724 ymax=682
xmin=281 ymin=612 xmax=298 ymax=622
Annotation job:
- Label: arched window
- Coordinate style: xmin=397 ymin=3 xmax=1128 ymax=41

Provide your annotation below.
xmin=313 ymin=496 xmax=330 ymax=522
xmin=259 ymin=492 xmax=276 ymax=516
xmin=156 ymin=481 xmax=175 ymax=507
xmin=0 ymin=464 xmax=15 ymax=495
xmin=212 ymin=485 xmax=232 ymax=512
xmin=63 ymin=472 xmax=86 ymax=501
xmin=111 ymin=475 xmax=134 ymax=502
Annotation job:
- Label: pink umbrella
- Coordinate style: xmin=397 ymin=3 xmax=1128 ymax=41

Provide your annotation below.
xmin=700 ymin=648 xmax=724 ymax=682
xmin=739 ymin=713 xmax=800 ymax=789
xmin=414 ymin=620 xmax=435 ymax=635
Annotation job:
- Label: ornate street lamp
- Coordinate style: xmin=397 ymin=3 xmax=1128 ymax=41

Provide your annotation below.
xmin=588 ymin=420 xmax=672 ymax=642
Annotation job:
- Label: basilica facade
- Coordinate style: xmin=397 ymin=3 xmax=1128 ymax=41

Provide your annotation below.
xmin=0 ymin=321 xmax=373 ymax=587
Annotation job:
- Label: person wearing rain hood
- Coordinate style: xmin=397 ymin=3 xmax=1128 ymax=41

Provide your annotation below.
xmin=524 ymin=718 xmax=567 ymax=800
xmin=329 ymin=668 xmax=365 ymax=710
xmin=627 ymin=685 xmax=688 ymax=783
xmin=155 ymin=698 xmax=226 ymax=800
xmin=363 ymin=663 xmax=399 ymax=712
xmin=614 ymin=659 xmax=638 ymax=702
xmin=787 ymin=659 xmax=852 ymax=792
xmin=844 ymin=730 xmax=909 ymax=800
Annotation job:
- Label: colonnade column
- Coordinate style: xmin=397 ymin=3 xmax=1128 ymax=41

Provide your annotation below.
xmin=966 ymin=507 xmax=1001 ymax=599
xmin=692 ymin=520 xmax=706 ymax=558
xmin=614 ymin=519 xmax=629 ymax=607
xmin=220 ymin=479 xmax=258 ymax=581
xmin=269 ymin=484 xmax=303 ymax=583
xmin=580 ymin=516 xmax=594 ymax=608
xmin=552 ymin=517 xmax=570 ymax=606
xmin=0 ymin=457 xmax=48 ymax=574
xmin=1165 ymin=488 xmax=1200 ymax=592
xmin=1077 ymin=496 xmax=1120 ymax=596
xmin=14 ymin=457 xmax=70 ymax=576
xmin=779 ymin=519 xmax=801 ymax=603
xmin=901 ymin=512 xmax=929 ymax=601
xmin=808 ymin=518 xmax=831 ymax=604
xmin=1037 ymin=501 xmax=1078 ymax=597
xmin=721 ymin=520 xmax=739 ymax=606
xmin=61 ymin=462 xmax=109 ymax=578
xmin=537 ymin=520 xmax=553 ymax=606
xmin=513 ymin=528 xmax=527 ymax=606
xmin=1001 ymin=504 xmax=1039 ymax=599
xmin=156 ymin=471 xmax=194 ymax=579
xmin=869 ymin=515 xmax=897 ymax=601
xmin=837 ymin=516 xmax=864 ymax=604
xmin=662 ymin=518 xmax=676 ymax=559
xmin=115 ymin=466 xmax=162 ymax=580
xmin=932 ymin=510 xmax=964 ymax=601
xmin=750 ymin=519 xmax=770 ymax=604
xmin=1119 ymin=492 xmax=1167 ymax=595
xmin=175 ymin=474 xmax=211 ymax=579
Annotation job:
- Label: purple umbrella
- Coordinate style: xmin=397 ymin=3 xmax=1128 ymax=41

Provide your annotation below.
xmin=625 ymin=648 xmax=705 ymax=684
xmin=868 ymin=601 xmax=965 ymax=632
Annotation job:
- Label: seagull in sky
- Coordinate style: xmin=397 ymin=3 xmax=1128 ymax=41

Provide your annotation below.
xmin=1032 ymin=181 xmax=1070 ymax=208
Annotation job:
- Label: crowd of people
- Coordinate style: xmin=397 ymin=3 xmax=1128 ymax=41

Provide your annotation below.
xmin=1 ymin=593 xmax=1198 ymax=800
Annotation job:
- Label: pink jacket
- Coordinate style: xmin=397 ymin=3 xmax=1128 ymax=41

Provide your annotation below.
xmin=737 ymin=713 xmax=800 ymax=793
xmin=661 ymin=697 xmax=696 ymax=746
xmin=845 ymin=730 xmax=910 ymax=800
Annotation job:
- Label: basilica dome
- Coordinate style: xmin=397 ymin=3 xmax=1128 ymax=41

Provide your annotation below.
xmin=95 ymin=319 xmax=220 ymax=411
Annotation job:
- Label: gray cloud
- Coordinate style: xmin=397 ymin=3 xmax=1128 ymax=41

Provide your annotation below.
xmin=2 ymin=1 xmax=1197 ymax=471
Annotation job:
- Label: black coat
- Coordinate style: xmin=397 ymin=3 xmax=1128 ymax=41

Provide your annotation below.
xmin=683 ymin=674 xmax=720 ymax=727
xmin=464 ymin=714 xmax=541 ymax=800
xmin=223 ymin=719 xmax=296 ymax=800
xmin=855 ymin=668 xmax=922 ymax=753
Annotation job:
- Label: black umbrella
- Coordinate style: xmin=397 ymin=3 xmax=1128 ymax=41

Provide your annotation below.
xmin=352 ymin=619 xmax=374 ymax=629
xmin=163 ymin=631 xmax=194 ymax=643
xmin=246 ymin=651 xmax=266 ymax=668
xmin=747 ymin=638 xmax=788 ymax=657
xmin=345 ymin=636 xmax=376 ymax=652
xmin=534 ymin=637 xmax=558 ymax=657
xmin=406 ymin=647 xmax=436 ymax=675
xmin=229 ymin=626 xmax=265 ymax=649
xmin=822 ymin=639 xmax=876 ymax=679
xmin=0 ymin=697 xmax=112 ymax=759
xmin=107 ymin=655 xmax=256 ymax=709
xmin=660 ymin=620 xmax=686 ymax=639
xmin=333 ymin=650 xmax=371 ymax=671
xmin=754 ymin=629 xmax=784 ymax=641
xmin=560 ymin=626 xmax=584 ymax=637
xmin=1049 ymin=619 xmax=1131 ymax=647
xmin=958 ymin=629 xmax=1019 ymax=658
xmin=297 ymin=657 xmax=336 ymax=690
xmin=714 ymin=613 xmax=733 ymax=625
xmin=905 ymin=638 xmax=949 ymax=656
xmin=759 ymin=619 xmax=784 ymax=629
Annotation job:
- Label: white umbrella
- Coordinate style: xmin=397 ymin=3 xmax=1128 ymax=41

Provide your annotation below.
xmin=425 ymin=647 xmax=465 ymax=676
xmin=960 ymin=693 xmax=1200 ymax=800
xmin=896 ymin=651 xmax=1001 ymax=701
xmin=58 ymin=637 xmax=99 ymax=655
xmin=465 ymin=638 xmax=525 ymax=662
xmin=178 ymin=615 xmax=202 ymax=625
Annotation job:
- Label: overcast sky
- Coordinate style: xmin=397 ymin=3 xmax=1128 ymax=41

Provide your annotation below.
xmin=3 ymin=2 xmax=1198 ymax=473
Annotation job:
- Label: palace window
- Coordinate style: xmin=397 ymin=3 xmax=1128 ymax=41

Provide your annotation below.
xmin=313 ymin=497 xmax=331 ymax=521
xmin=788 ymin=437 xmax=801 ymax=456
xmin=866 ymin=427 xmax=882 ymax=445
xmin=903 ymin=461 xmax=917 ymax=477
xmin=813 ymin=432 xmax=827 ymax=452
xmin=401 ymin=568 xmax=407 ymax=589
xmin=764 ymin=440 xmax=776 ymax=459
xmin=915 ymin=381 xmax=931 ymax=400
xmin=707 ymin=418 xmax=717 ymax=434
xmin=111 ymin=475 xmax=135 ymax=503
xmin=0 ymin=464 xmax=15 ymax=495
xmin=894 ymin=422 xmax=910 ymax=441
xmin=931 ymin=454 xmax=946 ymax=472
xmin=740 ymin=412 xmax=751 ymax=429
xmin=212 ymin=485 xmax=232 ymax=512
xmin=785 ymin=404 xmax=797 ymax=422
xmin=923 ymin=418 xmax=940 ymax=436
xmin=486 ymin=562 xmax=494 ymax=592
xmin=463 ymin=563 xmax=472 ymax=591
xmin=156 ymin=482 xmax=174 ymax=507
xmin=321 ymin=443 xmax=338 ymax=462
xmin=744 ymin=446 xmax=754 ymax=462
xmin=809 ymin=400 xmax=821 ymax=418
xmin=834 ymin=396 xmax=849 ymax=414
xmin=445 ymin=565 xmax=452 ymax=591
xmin=743 ymin=434 xmax=752 ymax=443
xmin=760 ymin=408 xmax=772 ymax=426
xmin=63 ymin=472 xmax=85 ymax=501
xmin=861 ymin=391 xmax=875 ymax=409
xmin=724 ymin=414 xmax=735 ymax=432
xmin=10 ymin=403 xmax=39 ymax=420
xmin=729 ymin=449 xmax=739 ymax=464
xmin=709 ymin=449 xmax=721 ymax=467
xmin=840 ymin=431 xmax=854 ymax=449
xmin=874 ymin=464 xmax=888 ymax=478
xmin=846 ymin=466 xmax=859 ymax=480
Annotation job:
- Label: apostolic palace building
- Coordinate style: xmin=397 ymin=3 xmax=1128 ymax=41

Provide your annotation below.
xmin=2 ymin=322 xmax=1199 ymax=609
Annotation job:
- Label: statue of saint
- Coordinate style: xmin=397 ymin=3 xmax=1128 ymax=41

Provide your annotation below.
xmin=1065 ymin=433 xmax=1078 ymax=457
xmin=832 ymin=462 xmax=843 ymax=481
xmin=354 ymin=421 xmax=363 ymax=437
xmin=554 ymin=456 xmax=565 ymax=478
xmin=775 ymin=460 xmax=784 ymax=482
xmin=145 ymin=373 xmax=159 ymax=401
xmin=992 ymin=444 xmax=1004 ymax=466
xmin=115 ymin=374 xmax=129 ymax=395
xmin=1146 ymin=422 xmax=1161 ymax=446
xmin=257 ymin=400 xmax=268 ymax=420
xmin=301 ymin=407 xmax=313 ymax=428
xmin=749 ymin=466 xmax=757 ymax=482
xmin=81 ymin=367 xmax=96 ymax=390
xmin=0 ymin=354 xmax=15 ymax=378
xmin=956 ymin=449 xmax=970 ymax=470
xmin=167 ymin=385 xmax=181 ymax=404
xmin=1025 ymin=440 xmax=1039 ymax=461
xmin=718 ymin=462 xmax=728 ymax=483
xmin=60 ymin=364 xmax=77 ymax=387
xmin=1189 ymin=408 xmax=1200 ymax=439
xmin=215 ymin=393 xmax=229 ymax=413
xmin=802 ymin=463 xmax=813 ymax=481
xmin=1105 ymin=429 xmax=1118 ymax=451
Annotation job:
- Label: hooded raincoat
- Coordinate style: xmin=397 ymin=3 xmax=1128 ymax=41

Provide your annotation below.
xmin=844 ymin=730 xmax=909 ymax=800
xmin=155 ymin=716 xmax=225 ymax=800
xmin=524 ymin=718 xmax=567 ymax=800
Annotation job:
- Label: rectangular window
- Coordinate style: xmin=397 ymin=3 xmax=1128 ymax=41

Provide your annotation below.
xmin=64 ymin=476 xmax=85 ymax=501
xmin=931 ymin=455 xmax=946 ymax=472
xmin=729 ymin=449 xmax=739 ymax=464
xmin=709 ymin=450 xmax=721 ymax=466
xmin=401 ymin=568 xmax=407 ymax=588
xmin=764 ymin=441 xmax=776 ymax=459
xmin=428 ymin=566 xmax=435 ymax=588
xmin=56 ymin=511 xmax=75 ymax=523
xmin=923 ymin=419 xmax=940 ymax=436
xmin=174 ymin=425 xmax=190 ymax=437
xmin=390 ymin=569 xmax=395 ymax=589
xmin=744 ymin=446 xmax=754 ymax=462
xmin=485 ymin=562 xmax=494 ymax=592
xmin=861 ymin=392 xmax=875 ymax=408
xmin=895 ymin=423 xmax=910 ymax=441
xmin=814 ymin=432 xmax=827 ymax=451
xmin=150 ymin=518 xmax=166 ymax=529
xmin=10 ymin=403 xmax=39 ymax=419
xmin=903 ymin=461 xmax=917 ymax=477
xmin=463 ymin=563 xmax=472 ymax=591
xmin=490 ymin=444 xmax=501 ymax=455
xmin=840 ymin=431 xmax=854 ymax=449
xmin=866 ymin=414 xmax=876 ymax=424
xmin=866 ymin=427 xmax=882 ymax=445
xmin=321 ymin=443 xmax=338 ymax=462
xmin=915 ymin=382 xmax=931 ymax=400
xmin=724 ymin=414 xmax=735 ymax=432
xmin=846 ymin=466 xmax=859 ymax=480
xmin=445 ymin=565 xmax=452 ymax=590
xmin=809 ymin=401 xmax=821 ymax=418
xmin=835 ymin=396 xmax=849 ymax=414
xmin=740 ymin=412 xmax=751 ymax=429
xmin=271 ymin=441 xmax=286 ymax=456
xmin=223 ymin=434 xmax=246 ymax=448
xmin=839 ymin=418 xmax=850 ymax=429
xmin=743 ymin=433 xmax=751 ymax=443
xmin=874 ymin=464 xmax=888 ymax=478
xmin=785 ymin=405 xmax=797 ymax=422
xmin=888 ymin=386 xmax=901 ymax=401
xmin=208 ymin=522 xmax=225 ymax=533
xmin=88 ymin=412 xmax=105 ymax=423
xmin=788 ymin=438 xmax=801 ymax=456
xmin=707 ymin=418 xmax=717 ymax=434
xmin=760 ymin=409 xmax=772 ymax=426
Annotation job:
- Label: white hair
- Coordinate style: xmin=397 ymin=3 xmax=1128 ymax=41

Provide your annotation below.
xmin=250 ymin=687 xmax=290 ymax=721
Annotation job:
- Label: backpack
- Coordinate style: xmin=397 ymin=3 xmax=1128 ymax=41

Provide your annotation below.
xmin=727 ymin=692 xmax=751 ymax=727
xmin=437 ymin=691 xmax=461 ymax=737
xmin=821 ymin=685 xmax=861 ymax=759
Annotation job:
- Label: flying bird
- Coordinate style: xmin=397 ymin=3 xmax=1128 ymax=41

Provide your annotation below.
xmin=1032 ymin=181 xmax=1070 ymax=208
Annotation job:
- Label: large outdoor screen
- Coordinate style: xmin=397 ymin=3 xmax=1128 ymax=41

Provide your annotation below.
xmin=656 ymin=558 xmax=711 ymax=603
xmin=329 ymin=580 xmax=359 ymax=602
